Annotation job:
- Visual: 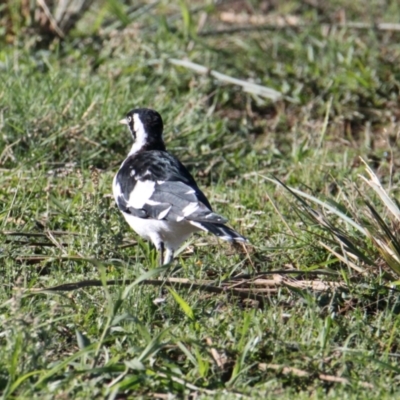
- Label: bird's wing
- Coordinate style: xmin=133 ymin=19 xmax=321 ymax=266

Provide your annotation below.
xmin=114 ymin=151 xmax=227 ymax=223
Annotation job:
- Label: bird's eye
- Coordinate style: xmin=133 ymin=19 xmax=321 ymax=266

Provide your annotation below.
xmin=127 ymin=116 xmax=132 ymax=122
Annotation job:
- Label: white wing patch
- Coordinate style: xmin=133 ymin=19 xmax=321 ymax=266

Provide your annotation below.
xmin=128 ymin=180 xmax=155 ymax=208
xmin=182 ymin=202 xmax=199 ymax=217
xmin=157 ymin=206 xmax=172 ymax=220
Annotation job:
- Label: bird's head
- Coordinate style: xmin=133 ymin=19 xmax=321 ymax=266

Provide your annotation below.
xmin=120 ymin=108 xmax=164 ymax=141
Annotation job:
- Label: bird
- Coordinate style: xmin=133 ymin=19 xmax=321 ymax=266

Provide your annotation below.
xmin=113 ymin=108 xmax=247 ymax=266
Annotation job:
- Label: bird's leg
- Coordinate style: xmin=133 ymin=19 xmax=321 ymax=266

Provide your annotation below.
xmin=159 ymin=242 xmax=165 ymax=267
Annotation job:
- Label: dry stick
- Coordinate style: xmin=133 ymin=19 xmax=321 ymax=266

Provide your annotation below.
xmin=26 ymin=274 xmax=341 ymax=291
xmin=226 ymin=269 xmax=340 ymax=279
xmin=3 ymin=230 xmax=81 ymax=237
xmin=24 ymin=273 xmax=346 ymax=304
xmin=37 ymin=0 xmax=65 ymax=38
xmin=4 ymin=240 xmax=58 ymax=247
xmin=199 ymin=21 xmax=400 ymax=36
xmin=258 ymin=363 xmax=373 ymax=389
xmin=26 ymin=278 xmax=270 ymax=305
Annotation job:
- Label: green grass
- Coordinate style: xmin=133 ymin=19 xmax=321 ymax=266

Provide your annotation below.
xmin=1 ymin=0 xmax=400 ymax=398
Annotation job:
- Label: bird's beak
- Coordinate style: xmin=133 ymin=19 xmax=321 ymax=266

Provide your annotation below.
xmin=119 ymin=118 xmax=128 ymax=125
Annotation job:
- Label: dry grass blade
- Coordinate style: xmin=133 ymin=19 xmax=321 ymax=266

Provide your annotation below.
xmin=319 ymin=241 xmax=365 ymax=274
xmin=359 ymin=158 xmax=400 ymax=222
xmin=169 ymin=58 xmax=283 ymax=101
xmin=363 ymin=203 xmax=400 ymax=276
xmin=358 ymin=165 xmax=400 ymax=276
xmin=206 ymin=337 xmax=227 ymax=369
xmin=263 ymin=175 xmax=367 ymax=235
xmin=266 ymin=176 xmax=374 ymax=272
xmin=265 ymin=162 xmax=400 ymax=278
xmin=365 ymin=202 xmax=400 ymax=258
xmin=37 ymin=0 xmax=65 ymax=38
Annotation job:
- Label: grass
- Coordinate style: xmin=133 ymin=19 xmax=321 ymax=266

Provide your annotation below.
xmin=1 ymin=0 xmax=400 ymax=398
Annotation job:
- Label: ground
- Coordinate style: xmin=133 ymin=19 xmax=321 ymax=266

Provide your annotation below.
xmin=1 ymin=0 xmax=400 ymax=398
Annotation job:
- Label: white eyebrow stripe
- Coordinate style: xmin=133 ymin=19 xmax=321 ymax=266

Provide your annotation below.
xmin=128 ymin=113 xmax=148 ymax=156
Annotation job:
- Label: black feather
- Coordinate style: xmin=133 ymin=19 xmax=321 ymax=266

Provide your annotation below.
xmin=197 ymin=222 xmax=247 ymax=242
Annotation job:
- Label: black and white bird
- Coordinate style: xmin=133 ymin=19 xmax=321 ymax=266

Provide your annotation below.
xmin=113 ymin=108 xmax=247 ymax=266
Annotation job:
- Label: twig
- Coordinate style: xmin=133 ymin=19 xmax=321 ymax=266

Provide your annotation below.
xmin=2 ymin=230 xmax=81 ymax=237
xmin=15 ymin=255 xmax=88 ymax=264
xmin=23 ymin=278 xmax=270 ymax=306
xmin=199 ymin=21 xmax=400 ymax=37
xmin=226 ymin=270 xmax=340 ymax=279
xmin=4 ymin=240 xmax=66 ymax=247
xmin=254 ymin=276 xmax=345 ymax=291
xmin=259 ymin=363 xmax=374 ymax=388
xmin=21 ymin=271 xmax=348 ymax=306
xmin=37 ymin=0 xmax=65 ymax=38
xmin=169 ymin=58 xmax=283 ymax=102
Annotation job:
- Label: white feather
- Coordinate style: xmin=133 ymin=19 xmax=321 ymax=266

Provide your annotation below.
xmin=182 ymin=202 xmax=199 ymax=217
xmin=157 ymin=206 xmax=171 ymax=220
xmin=128 ymin=180 xmax=155 ymax=208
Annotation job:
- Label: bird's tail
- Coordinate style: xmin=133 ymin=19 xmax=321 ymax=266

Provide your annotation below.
xmin=192 ymin=221 xmax=248 ymax=242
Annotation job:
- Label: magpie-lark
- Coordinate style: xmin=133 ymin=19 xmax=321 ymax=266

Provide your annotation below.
xmin=113 ymin=108 xmax=247 ymax=266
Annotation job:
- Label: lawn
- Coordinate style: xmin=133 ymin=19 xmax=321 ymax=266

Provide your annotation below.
xmin=1 ymin=0 xmax=400 ymax=398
